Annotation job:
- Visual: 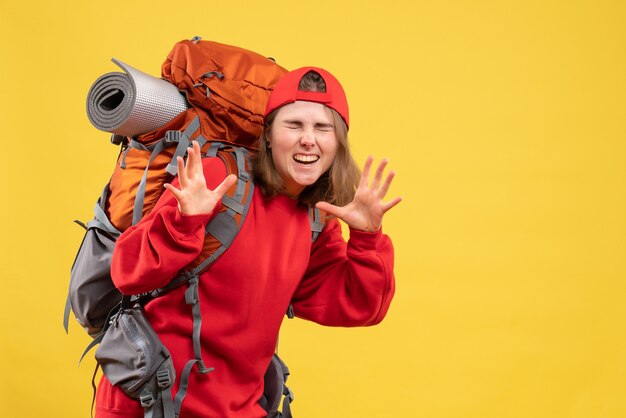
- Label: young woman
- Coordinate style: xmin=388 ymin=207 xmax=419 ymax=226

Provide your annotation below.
xmin=97 ymin=66 xmax=401 ymax=418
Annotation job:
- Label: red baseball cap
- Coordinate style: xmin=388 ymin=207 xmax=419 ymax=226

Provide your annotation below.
xmin=264 ymin=66 xmax=350 ymax=129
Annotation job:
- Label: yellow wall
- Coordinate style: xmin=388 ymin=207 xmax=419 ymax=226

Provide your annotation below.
xmin=1 ymin=1 xmax=625 ymax=417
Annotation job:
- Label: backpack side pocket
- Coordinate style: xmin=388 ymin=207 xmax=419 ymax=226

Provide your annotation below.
xmin=69 ymin=225 xmax=122 ymax=338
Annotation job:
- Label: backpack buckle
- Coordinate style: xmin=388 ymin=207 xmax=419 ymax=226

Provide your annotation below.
xmin=156 ymin=368 xmax=171 ymax=388
xmin=164 ymin=130 xmax=182 ymax=144
xmin=140 ymin=392 xmax=154 ymax=407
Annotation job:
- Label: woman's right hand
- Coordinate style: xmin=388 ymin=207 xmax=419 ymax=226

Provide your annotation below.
xmin=163 ymin=141 xmax=237 ymax=216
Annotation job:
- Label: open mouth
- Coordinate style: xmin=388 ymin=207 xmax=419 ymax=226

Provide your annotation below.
xmin=293 ymin=154 xmax=320 ymax=165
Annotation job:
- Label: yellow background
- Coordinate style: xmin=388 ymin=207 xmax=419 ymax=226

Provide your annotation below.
xmin=1 ymin=0 xmax=625 ymax=417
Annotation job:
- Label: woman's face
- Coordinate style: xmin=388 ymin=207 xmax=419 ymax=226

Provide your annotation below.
xmin=269 ymin=100 xmax=339 ymax=197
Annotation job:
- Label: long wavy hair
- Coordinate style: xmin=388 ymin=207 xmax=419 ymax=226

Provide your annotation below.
xmin=251 ymin=70 xmax=360 ymax=207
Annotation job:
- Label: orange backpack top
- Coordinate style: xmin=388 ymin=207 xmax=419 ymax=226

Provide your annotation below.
xmin=105 ymin=37 xmax=287 ymax=232
xmin=163 ymin=37 xmax=287 ymax=149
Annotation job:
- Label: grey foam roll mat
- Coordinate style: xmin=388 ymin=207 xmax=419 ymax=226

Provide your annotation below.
xmin=86 ymin=59 xmax=189 ymax=137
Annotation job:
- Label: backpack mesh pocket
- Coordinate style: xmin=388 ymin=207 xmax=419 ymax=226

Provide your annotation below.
xmin=95 ymin=305 xmax=175 ymax=399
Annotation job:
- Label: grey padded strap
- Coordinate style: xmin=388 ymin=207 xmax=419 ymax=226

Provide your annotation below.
xmin=202 ymin=148 xmax=254 ymax=257
xmin=132 ymin=139 xmax=168 ymax=226
xmin=170 ymin=147 xmax=253 ymax=415
xmin=220 ymin=195 xmax=244 ymax=214
xmin=310 ymin=207 xmax=324 ymax=242
xmin=234 ymin=147 xmax=249 ymax=181
xmin=205 ymin=212 xmax=238 ymax=246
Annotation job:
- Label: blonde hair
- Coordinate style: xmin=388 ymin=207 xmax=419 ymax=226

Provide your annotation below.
xmin=251 ymin=71 xmax=360 ymax=207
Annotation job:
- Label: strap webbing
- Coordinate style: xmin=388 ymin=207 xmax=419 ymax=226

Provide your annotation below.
xmin=93 ymin=191 xmax=122 ymax=236
xmin=206 ymin=141 xmax=222 ymax=157
xmin=157 ymin=364 xmax=175 ymax=418
xmin=161 ymin=386 xmax=174 ymax=418
xmin=173 ymin=359 xmax=214 ymax=417
xmin=90 ymin=362 xmax=100 ymax=418
xmin=164 ymin=132 xmax=189 ymax=176
xmin=131 ymin=115 xmax=204 ymax=226
xmin=132 ymin=139 xmax=168 ymax=226
xmin=205 ymin=213 xmax=238 ymax=246
xmin=79 ymin=332 xmax=104 ymax=365
xmin=63 ymin=295 xmax=72 ymax=334
xmin=220 ymin=195 xmax=244 ymax=214
xmin=183 ymin=275 xmax=210 ymax=373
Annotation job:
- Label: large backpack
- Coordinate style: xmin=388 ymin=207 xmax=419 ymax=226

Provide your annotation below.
xmin=65 ymin=37 xmax=325 ymax=418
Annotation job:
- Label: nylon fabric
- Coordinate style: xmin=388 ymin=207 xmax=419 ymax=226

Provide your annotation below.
xmin=161 ymin=37 xmax=287 ymax=149
xmin=132 ymin=139 xmax=168 ymax=226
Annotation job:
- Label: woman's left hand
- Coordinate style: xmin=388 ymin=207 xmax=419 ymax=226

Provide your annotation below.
xmin=316 ymin=156 xmax=402 ymax=232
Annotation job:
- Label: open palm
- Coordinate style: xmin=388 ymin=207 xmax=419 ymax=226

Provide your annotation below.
xmin=316 ymin=156 xmax=402 ymax=232
xmin=164 ymin=141 xmax=237 ymax=216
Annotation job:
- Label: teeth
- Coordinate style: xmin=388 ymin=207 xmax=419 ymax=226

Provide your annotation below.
xmin=293 ymin=154 xmax=319 ymax=164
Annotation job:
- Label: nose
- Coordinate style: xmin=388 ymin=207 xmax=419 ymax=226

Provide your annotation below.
xmin=300 ymin=128 xmax=316 ymax=148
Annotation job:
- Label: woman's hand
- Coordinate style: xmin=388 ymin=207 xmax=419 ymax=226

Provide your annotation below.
xmin=316 ymin=156 xmax=402 ymax=232
xmin=163 ymin=141 xmax=237 ymax=216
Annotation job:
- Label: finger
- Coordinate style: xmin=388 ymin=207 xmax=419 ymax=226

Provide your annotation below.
xmin=163 ymin=183 xmax=183 ymax=201
xmin=315 ymin=201 xmax=344 ymax=219
xmin=359 ymin=156 xmax=374 ymax=189
xmin=378 ymin=170 xmax=396 ymax=199
xmin=212 ymin=174 xmax=238 ymax=199
xmin=190 ymin=141 xmax=203 ymax=177
xmin=176 ymin=156 xmax=189 ymax=189
xmin=185 ymin=144 xmax=198 ymax=179
xmin=381 ymin=196 xmax=403 ymax=213
xmin=370 ymin=158 xmax=388 ymax=191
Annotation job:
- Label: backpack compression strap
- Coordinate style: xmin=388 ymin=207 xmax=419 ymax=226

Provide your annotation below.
xmin=134 ymin=144 xmax=255 ymax=417
xmin=122 ymin=116 xmax=200 ymax=226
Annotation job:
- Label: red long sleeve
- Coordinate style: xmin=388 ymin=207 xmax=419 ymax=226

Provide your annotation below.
xmin=101 ymin=155 xmax=396 ymax=418
xmin=292 ymin=219 xmax=395 ymax=327
xmin=110 ymin=157 xmax=225 ymax=294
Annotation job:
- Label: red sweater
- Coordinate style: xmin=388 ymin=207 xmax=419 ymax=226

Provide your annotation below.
xmin=96 ymin=157 xmax=396 ymax=418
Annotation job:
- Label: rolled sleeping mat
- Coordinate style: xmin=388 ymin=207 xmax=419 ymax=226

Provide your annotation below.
xmin=86 ymin=58 xmax=189 ymax=137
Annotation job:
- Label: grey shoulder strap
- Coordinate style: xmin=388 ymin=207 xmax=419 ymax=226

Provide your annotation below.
xmin=168 ymin=145 xmax=255 ymax=416
xmin=130 ymin=116 xmax=203 ymax=226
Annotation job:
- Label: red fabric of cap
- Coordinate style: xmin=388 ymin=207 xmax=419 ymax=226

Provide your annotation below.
xmin=264 ymin=66 xmax=349 ymax=129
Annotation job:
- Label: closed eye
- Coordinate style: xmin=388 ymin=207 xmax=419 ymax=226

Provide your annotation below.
xmin=283 ymin=120 xmax=303 ymax=129
xmin=315 ymin=123 xmax=334 ymax=132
